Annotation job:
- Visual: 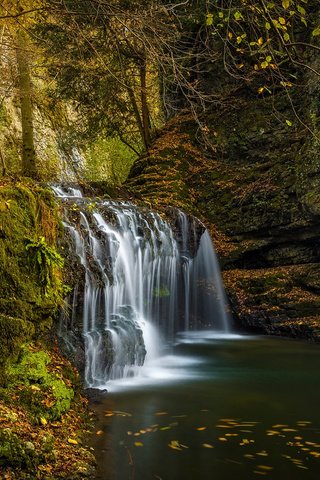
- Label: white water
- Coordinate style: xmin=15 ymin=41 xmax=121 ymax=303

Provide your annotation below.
xmin=53 ymin=186 xmax=231 ymax=388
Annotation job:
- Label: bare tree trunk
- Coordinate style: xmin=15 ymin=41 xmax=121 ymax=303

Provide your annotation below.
xmin=127 ymin=85 xmax=147 ymax=150
xmin=140 ymin=60 xmax=151 ymax=149
xmin=15 ymin=29 xmax=37 ymax=178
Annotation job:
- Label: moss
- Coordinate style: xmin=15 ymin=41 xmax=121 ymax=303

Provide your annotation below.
xmin=8 ymin=348 xmax=74 ymax=422
xmin=0 ymin=428 xmax=55 ymax=470
xmin=0 ymin=315 xmax=34 ymax=386
xmin=0 ymin=180 xmax=65 ymax=333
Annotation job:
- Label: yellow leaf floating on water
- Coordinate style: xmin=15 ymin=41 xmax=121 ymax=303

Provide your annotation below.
xmin=134 ymin=442 xmax=143 ymax=447
xmin=168 ymin=440 xmax=182 ymax=451
xmin=310 ymin=451 xmax=320 ymax=458
xmin=96 ymin=431 xmax=104 ymax=435
xmin=155 ymin=411 xmax=168 ymax=416
xmin=40 ymin=417 xmax=47 ymax=426
xmin=256 ymin=451 xmax=268 ymax=457
xmin=202 ymin=443 xmax=214 ymax=449
xmin=272 ymin=424 xmax=288 ymax=428
xmin=240 ymin=439 xmax=254 ymax=446
xmin=168 ymin=440 xmax=188 ymax=451
xmin=112 ymin=410 xmax=130 ymax=416
xmin=196 ymin=427 xmax=207 ymax=431
xmin=68 ymin=438 xmax=78 ymax=445
xmin=218 ymin=437 xmax=228 ymax=442
xmin=257 ymin=465 xmax=273 ymax=471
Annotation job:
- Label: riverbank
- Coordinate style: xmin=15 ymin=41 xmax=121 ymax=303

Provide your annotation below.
xmin=0 ymin=179 xmax=96 ymax=478
xmin=0 ymin=344 xmax=95 ymax=479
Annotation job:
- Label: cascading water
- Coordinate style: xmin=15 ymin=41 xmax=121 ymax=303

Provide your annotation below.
xmin=54 ymin=186 xmax=231 ymax=387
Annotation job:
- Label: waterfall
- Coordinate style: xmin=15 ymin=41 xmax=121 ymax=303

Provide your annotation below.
xmin=54 ymin=186 xmax=230 ymax=387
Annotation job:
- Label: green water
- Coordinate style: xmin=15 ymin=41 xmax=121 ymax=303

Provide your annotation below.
xmin=91 ymin=334 xmax=320 ymax=479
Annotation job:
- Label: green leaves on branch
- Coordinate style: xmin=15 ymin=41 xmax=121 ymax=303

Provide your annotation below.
xmin=282 ymin=0 xmax=291 ymax=8
xmin=205 ymin=0 xmax=315 ymax=95
xmin=206 ymin=13 xmax=213 ymax=26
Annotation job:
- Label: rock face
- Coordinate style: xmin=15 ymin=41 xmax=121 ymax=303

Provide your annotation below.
xmin=126 ymin=42 xmax=320 ymax=341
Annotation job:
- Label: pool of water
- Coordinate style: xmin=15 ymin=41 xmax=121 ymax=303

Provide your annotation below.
xmin=90 ymin=333 xmax=320 ymax=479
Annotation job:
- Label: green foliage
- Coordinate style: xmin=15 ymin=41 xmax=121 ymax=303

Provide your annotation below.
xmin=25 ymin=236 xmax=64 ymax=296
xmin=0 ymin=180 xmax=69 ymax=392
xmin=35 ymin=0 xmax=166 ymax=152
xmin=0 ymin=428 xmax=55 ymax=470
xmin=84 ymin=136 xmax=137 ymax=184
xmin=0 ymin=315 xmax=34 ymax=386
xmin=0 ymin=182 xmax=65 ymax=327
xmin=9 ymin=349 xmax=74 ymax=422
xmin=205 ymin=0 xmax=318 ymax=95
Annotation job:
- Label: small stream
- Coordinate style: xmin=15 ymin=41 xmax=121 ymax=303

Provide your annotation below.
xmin=90 ymin=333 xmax=320 ymax=480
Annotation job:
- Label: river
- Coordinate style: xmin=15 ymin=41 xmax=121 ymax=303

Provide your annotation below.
xmin=90 ymin=332 xmax=320 ymax=480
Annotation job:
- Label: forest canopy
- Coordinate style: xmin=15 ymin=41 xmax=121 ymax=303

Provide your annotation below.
xmin=0 ymin=0 xmax=319 ymax=180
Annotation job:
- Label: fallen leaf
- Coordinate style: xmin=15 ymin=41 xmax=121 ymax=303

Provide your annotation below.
xmin=257 ymin=465 xmax=273 ymax=471
xmin=68 ymin=438 xmax=78 ymax=445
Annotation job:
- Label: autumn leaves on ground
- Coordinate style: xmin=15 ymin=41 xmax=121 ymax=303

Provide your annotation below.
xmin=0 ymin=344 xmax=95 ymax=479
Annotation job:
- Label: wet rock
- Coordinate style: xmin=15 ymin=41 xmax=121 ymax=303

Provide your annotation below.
xmin=86 ymin=388 xmax=108 ymax=404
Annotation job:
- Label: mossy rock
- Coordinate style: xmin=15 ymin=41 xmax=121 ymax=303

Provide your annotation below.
xmin=0 ymin=428 xmax=55 ymax=470
xmin=0 ymin=180 xmax=66 ymax=330
xmin=8 ymin=348 xmax=74 ymax=422
xmin=0 ymin=315 xmax=34 ymax=386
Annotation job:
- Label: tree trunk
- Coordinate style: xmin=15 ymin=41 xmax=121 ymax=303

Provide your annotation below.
xmin=127 ymin=85 xmax=147 ymax=149
xmin=0 ymin=148 xmax=6 ymax=176
xmin=140 ymin=60 xmax=151 ymax=149
xmin=15 ymin=29 xmax=37 ymax=178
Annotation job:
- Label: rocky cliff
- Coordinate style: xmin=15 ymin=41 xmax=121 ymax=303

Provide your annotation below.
xmin=126 ymin=42 xmax=320 ymax=340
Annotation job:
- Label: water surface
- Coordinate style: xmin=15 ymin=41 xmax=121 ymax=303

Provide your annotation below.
xmin=91 ymin=334 xmax=320 ymax=479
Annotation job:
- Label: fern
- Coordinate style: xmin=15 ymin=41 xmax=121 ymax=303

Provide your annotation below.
xmin=25 ymin=237 xmax=63 ymax=296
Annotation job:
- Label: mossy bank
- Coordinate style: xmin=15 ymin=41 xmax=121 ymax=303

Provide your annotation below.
xmin=0 ymin=179 xmax=95 ymax=479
